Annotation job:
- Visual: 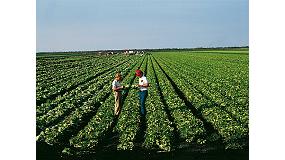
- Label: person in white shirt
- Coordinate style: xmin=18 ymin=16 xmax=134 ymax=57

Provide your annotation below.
xmin=135 ymin=69 xmax=149 ymax=116
xmin=112 ymin=72 xmax=125 ymax=116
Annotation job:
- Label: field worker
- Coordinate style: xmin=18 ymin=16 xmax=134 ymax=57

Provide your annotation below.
xmin=135 ymin=69 xmax=149 ymax=116
xmin=112 ymin=72 xmax=125 ymax=116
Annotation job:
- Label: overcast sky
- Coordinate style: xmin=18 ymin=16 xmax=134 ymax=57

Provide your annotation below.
xmin=36 ymin=0 xmax=248 ymax=52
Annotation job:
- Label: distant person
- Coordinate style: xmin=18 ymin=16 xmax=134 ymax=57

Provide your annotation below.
xmin=135 ymin=69 xmax=149 ymax=116
xmin=112 ymin=72 xmax=125 ymax=116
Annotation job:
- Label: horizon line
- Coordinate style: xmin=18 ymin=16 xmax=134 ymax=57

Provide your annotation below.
xmin=36 ymin=45 xmax=249 ymax=53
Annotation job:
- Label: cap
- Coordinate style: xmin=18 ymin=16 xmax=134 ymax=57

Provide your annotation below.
xmin=135 ymin=69 xmax=143 ymax=77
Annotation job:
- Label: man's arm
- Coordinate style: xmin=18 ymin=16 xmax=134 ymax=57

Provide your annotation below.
xmin=112 ymin=81 xmax=124 ymax=91
xmin=113 ymin=86 xmax=124 ymax=91
xmin=138 ymin=83 xmax=149 ymax=87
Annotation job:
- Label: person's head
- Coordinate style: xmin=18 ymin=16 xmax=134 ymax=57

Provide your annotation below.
xmin=135 ymin=69 xmax=143 ymax=78
xmin=115 ymin=72 xmax=122 ymax=81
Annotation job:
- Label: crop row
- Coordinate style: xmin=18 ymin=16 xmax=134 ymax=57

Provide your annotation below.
xmin=36 ymin=56 xmax=143 ymax=144
xmin=153 ymin=56 xmax=248 ymax=149
xmin=36 ymin=56 xmax=119 ymax=84
xmin=142 ymin=55 xmax=174 ymax=152
xmin=37 ymin=56 xmax=96 ymax=77
xmin=36 ymin=69 xmax=109 ymax=117
xmin=67 ymin=56 xmax=146 ymax=150
xmin=157 ymin=52 xmax=248 ymax=100
xmin=36 ymin=57 xmax=138 ymax=117
xmin=114 ymin=55 xmax=148 ymax=150
xmin=37 ymin=57 xmax=141 ymax=133
xmin=36 ymin=83 xmax=111 ymax=145
xmin=150 ymin=56 xmax=207 ymax=144
xmin=36 ymin=55 xmax=93 ymax=72
xmin=159 ymin=53 xmax=248 ymax=109
xmin=36 ymin=57 xmax=130 ymax=105
xmin=155 ymin=54 xmax=248 ymax=126
xmin=36 ymin=55 xmax=128 ymax=95
xmin=158 ymin=53 xmax=248 ymax=102
xmin=37 ymin=70 xmax=118 ymax=130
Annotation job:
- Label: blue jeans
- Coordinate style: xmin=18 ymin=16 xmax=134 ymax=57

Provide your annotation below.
xmin=139 ymin=90 xmax=148 ymax=116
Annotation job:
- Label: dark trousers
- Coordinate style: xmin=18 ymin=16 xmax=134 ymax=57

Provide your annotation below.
xmin=139 ymin=90 xmax=148 ymax=116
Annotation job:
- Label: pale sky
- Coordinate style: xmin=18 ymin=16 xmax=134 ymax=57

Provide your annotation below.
xmin=37 ymin=0 xmax=248 ymax=52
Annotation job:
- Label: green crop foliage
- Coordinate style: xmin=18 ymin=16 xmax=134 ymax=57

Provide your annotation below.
xmin=36 ymin=50 xmax=249 ymax=155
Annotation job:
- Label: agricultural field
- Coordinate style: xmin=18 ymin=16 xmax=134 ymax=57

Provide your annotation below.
xmin=36 ymin=49 xmax=249 ymax=159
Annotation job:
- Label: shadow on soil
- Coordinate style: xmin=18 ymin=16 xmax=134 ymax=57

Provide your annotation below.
xmin=37 ymin=141 xmax=248 ymax=160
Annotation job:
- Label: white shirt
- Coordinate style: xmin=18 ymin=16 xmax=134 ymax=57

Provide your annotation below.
xmin=112 ymin=79 xmax=122 ymax=90
xmin=139 ymin=75 xmax=148 ymax=91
